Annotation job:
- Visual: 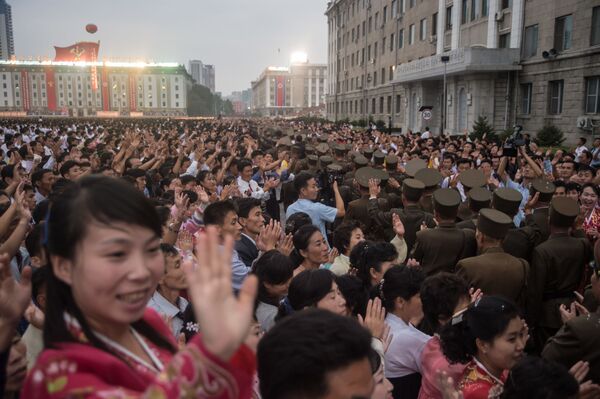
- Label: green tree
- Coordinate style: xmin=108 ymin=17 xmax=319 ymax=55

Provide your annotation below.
xmin=187 ymin=84 xmax=214 ymax=116
xmin=536 ymin=125 xmax=565 ymax=147
xmin=222 ymin=100 xmax=234 ymax=116
xmin=470 ymin=115 xmax=496 ymax=141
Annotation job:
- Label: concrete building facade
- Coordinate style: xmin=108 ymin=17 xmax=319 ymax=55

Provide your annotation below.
xmin=188 ymin=60 xmax=216 ymax=93
xmin=325 ymin=0 xmax=600 ymax=140
xmin=0 ymin=1 xmax=14 ymax=61
xmin=251 ymin=63 xmax=327 ymax=116
xmin=0 ymin=60 xmax=192 ymax=117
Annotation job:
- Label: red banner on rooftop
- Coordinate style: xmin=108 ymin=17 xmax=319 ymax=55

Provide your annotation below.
xmin=54 ymin=41 xmax=100 ymax=62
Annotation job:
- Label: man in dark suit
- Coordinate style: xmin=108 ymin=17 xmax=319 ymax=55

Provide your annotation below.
xmin=456 ymin=187 xmax=492 ymax=230
xmin=367 ymin=177 xmax=436 ymax=254
xmin=414 ymin=167 xmax=441 ymax=215
xmin=528 ymin=197 xmax=592 ymax=351
xmin=235 ymin=197 xmax=263 ymax=268
xmin=456 ymin=208 xmax=529 ymax=309
xmin=410 ymin=188 xmax=477 ymax=276
xmin=344 ymin=167 xmax=388 ymax=240
xmin=525 ymin=178 xmax=556 ymax=242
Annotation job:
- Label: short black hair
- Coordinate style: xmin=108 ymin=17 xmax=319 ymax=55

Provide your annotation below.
xmin=203 ymin=200 xmax=237 ymax=226
xmin=293 ymin=171 xmax=315 ymax=193
xmin=124 ymin=168 xmax=146 ymax=179
xmin=420 ymin=272 xmax=470 ymax=335
xmin=258 ymin=309 xmax=372 ymax=399
xmin=160 ymin=243 xmax=178 ymax=256
xmin=503 ymin=356 xmax=579 ymax=399
xmin=31 ymin=266 xmax=49 ymax=306
xmin=350 ymin=240 xmax=398 ymax=289
xmin=332 ymin=221 xmax=362 ymax=254
xmin=59 ymin=160 xmax=79 ymax=177
xmin=180 ymin=175 xmax=196 ymax=186
xmin=381 ymin=265 xmax=425 ymax=312
xmin=32 ymin=169 xmax=53 ymax=189
xmin=235 ymin=197 xmax=262 ymax=219
xmin=237 ymin=158 xmax=253 ymax=171
xmin=284 ymin=211 xmax=312 ymax=235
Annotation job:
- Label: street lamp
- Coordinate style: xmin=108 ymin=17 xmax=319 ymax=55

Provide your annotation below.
xmin=441 ymin=55 xmax=450 ymax=135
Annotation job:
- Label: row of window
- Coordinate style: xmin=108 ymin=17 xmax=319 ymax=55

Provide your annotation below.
xmin=328 ymin=94 xmax=403 ymax=116
xmin=519 ymin=77 xmax=600 ymax=115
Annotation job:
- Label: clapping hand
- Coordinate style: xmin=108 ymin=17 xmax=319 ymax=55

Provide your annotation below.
xmin=559 ymin=301 xmax=590 ymax=323
xmin=0 ymin=253 xmax=31 ymax=350
xmin=183 ymin=226 xmax=258 ymax=361
xmin=358 ymin=297 xmax=388 ymax=341
xmin=277 ymin=233 xmax=294 ymax=257
xmin=257 ymin=219 xmax=282 ymax=252
xmin=392 ymin=213 xmax=405 ymax=238
xmin=368 ymin=178 xmax=381 ymax=198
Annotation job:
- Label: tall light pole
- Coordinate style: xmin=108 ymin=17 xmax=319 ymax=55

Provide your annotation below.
xmin=441 ymin=55 xmax=449 ymax=135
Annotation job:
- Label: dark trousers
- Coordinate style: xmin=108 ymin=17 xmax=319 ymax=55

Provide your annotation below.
xmin=389 ymin=373 xmax=422 ymax=399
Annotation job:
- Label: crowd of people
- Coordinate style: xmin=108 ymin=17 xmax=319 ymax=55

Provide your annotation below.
xmin=0 ymin=116 xmax=599 ymax=398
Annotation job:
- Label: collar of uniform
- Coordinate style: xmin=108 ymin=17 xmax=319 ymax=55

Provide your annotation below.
xmin=438 ymin=222 xmax=456 ymax=228
xmin=404 ymin=204 xmax=421 ymax=211
xmin=549 ymin=232 xmax=570 ymax=239
xmin=481 ymin=246 xmax=504 ymax=254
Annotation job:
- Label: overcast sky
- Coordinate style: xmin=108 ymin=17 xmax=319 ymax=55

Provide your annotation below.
xmin=12 ymin=0 xmax=328 ymax=95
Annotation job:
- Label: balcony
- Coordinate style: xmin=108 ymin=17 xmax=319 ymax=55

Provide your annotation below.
xmin=393 ymin=47 xmax=521 ymax=83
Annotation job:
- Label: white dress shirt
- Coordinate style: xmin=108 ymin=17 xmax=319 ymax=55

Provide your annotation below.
xmin=237 ymin=176 xmax=270 ymax=200
xmin=384 ymin=313 xmax=431 ymax=378
xmin=147 ymin=291 xmax=189 ymax=338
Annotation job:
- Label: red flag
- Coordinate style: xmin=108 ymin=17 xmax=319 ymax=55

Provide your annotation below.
xmin=101 ymin=67 xmax=109 ymax=111
xmin=45 ymin=68 xmax=57 ymax=111
xmin=276 ymin=76 xmax=285 ymax=107
xmin=129 ymin=75 xmax=137 ymax=111
xmin=20 ymin=71 xmax=30 ymax=111
xmin=54 ymin=42 xmax=100 ymax=62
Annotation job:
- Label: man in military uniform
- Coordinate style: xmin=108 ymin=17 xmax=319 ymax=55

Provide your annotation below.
xmin=528 ymin=197 xmax=592 ymax=351
xmin=414 ymin=167 xmax=442 ymax=214
xmin=456 ymin=208 xmax=529 ymax=308
xmin=525 ymin=178 xmax=556 ymax=242
xmin=493 ymin=187 xmax=542 ymax=263
xmin=456 ymin=169 xmax=487 ymax=221
xmin=373 ymin=151 xmax=386 ymax=169
xmin=367 ymin=178 xmax=436 ymax=254
xmin=344 ymin=167 xmax=389 ymax=240
xmin=410 ymin=188 xmax=477 ymax=276
xmin=456 ymin=187 xmax=492 ymax=230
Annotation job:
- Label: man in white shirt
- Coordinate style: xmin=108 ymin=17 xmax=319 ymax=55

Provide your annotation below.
xmin=237 ymin=158 xmax=278 ymax=201
xmin=574 ymin=137 xmax=588 ymax=163
xmin=147 ymin=244 xmax=189 ymax=338
xmin=421 ymin=127 xmax=432 ymax=139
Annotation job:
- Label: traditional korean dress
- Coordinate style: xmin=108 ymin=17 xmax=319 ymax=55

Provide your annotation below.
xmin=22 ymin=308 xmax=255 ymax=399
xmin=457 ymin=359 xmax=507 ymax=399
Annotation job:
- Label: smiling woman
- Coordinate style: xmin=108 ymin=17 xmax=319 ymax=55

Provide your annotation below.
xmin=21 ymin=175 xmax=257 ymax=399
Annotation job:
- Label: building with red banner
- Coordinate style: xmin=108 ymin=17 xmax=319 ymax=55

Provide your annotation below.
xmin=0 ymin=59 xmax=193 ymax=117
xmin=251 ymin=62 xmax=327 ymax=117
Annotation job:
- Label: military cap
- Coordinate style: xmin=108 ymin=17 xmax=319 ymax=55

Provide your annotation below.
xmin=307 ymin=155 xmax=319 ymax=165
xmin=468 ymin=187 xmax=492 ymax=212
xmin=405 ymin=159 xmax=428 ymax=178
xmin=363 ymin=148 xmax=374 ymax=160
xmin=549 ymin=197 xmax=579 ymax=228
xmin=277 ymin=136 xmax=293 ymax=147
xmin=433 ymin=188 xmax=462 ymax=214
xmin=477 ymin=208 xmax=513 ymax=239
xmin=354 ymin=155 xmax=369 ymax=167
xmin=305 ymin=145 xmax=316 ymax=155
xmin=327 ymin=163 xmax=344 ymax=174
xmin=530 ymin=178 xmax=556 ymax=203
xmin=385 ymin=154 xmax=399 ymax=169
xmin=333 ymin=143 xmax=347 ymax=154
xmin=458 ymin=169 xmax=486 ymax=190
xmin=319 ymin=155 xmax=333 ymax=167
xmin=355 ymin=166 xmax=379 ymax=188
xmin=348 ymin=150 xmax=361 ymax=160
xmin=402 ymin=178 xmax=426 ymax=200
xmin=316 ymin=143 xmax=330 ymax=154
xmin=415 ymin=168 xmax=443 ymax=189
xmin=373 ymin=151 xmax=386 ymax=165
xmin=318 ymin=134 xmax=329 ymax=143
xmin=492 ymin=188 xmax=522 ymax=217
xmin=373 ymin=168 xmax=390 ymax=182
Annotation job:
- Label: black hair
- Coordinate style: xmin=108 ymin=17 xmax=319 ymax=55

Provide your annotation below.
xmin=581 ymin=182 xmax=600 ymax=197
xmin=236 ymin=197 xmax=262 ymax=219
xmin=154 ymin=206 xmax=171 ymax=226
xmin=181 ymin=189 xmax=198 ymax=204
xmin=336 ymin=274 xmax=369 ymax=317
xmin=332 ymin=221 xmax=362 ymax=255
xmin=180 ymin=175 xmax=196 ymax=186
xmin=553 ymin=180 xmax=566 ymax=190
xmin=203 ymin=200 xmax=237 ymax=226
xmin=0 ymin=164 xmax=15 ymax=180
xmin=258 ymin=309 xmax=372 ymax=399
xmin=290 ymin=224 xmax=321 ymax=268
xmin=32 ymin=169 xmax=53 ymax=189
xmin=284 ymin=211 xmax=312 ymax=235
xmin=124 ymin=168 xmax=146 ymax=179
xmin=252 ymin=250 xmax=294 ymax=306
xmin=44 ymin=175 xmax=175 ymax=355
xmin=565 ymin=181 xmax=581 ymax=193
xmin=380 ymin=265 xmax=425 ymax=312
xmin=59 ymin=160 xmax=80 ymax=177
xmin=502 ymin=356 xmax=579 ymax=399
xmin=31 ymin=266 xmax=49 ymax=307
xmin=456 ymin=158 xmax=472 ymax=167
xmin=440 ymin=296 xmax=520 ymax=364
xmin=277 ymin=269 xmax=336 ymax=319
xmin=293 ymin=171 xmax=315 ymax=193
xmin=237 ymin=158 xmax=253 ymax=171
xmin=196 ymin=170 xmax=212 ymax=185
xmin=25 ymin=222 xmax=45 ymax=259
xmin=159 ymin=243 xmax=178 ymax=256
xmin=420 ymin=272 xmax=470 ymax=336
xmin=350 ymin=240 xmax=398 ymax=289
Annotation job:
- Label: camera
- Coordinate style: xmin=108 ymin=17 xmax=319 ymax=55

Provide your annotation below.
xmin=502 ymin=125 xmax=526 ymax=158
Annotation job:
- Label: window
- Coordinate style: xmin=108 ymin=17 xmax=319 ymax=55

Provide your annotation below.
xmin=395 ymin=95 xmax=401 ymax=113
xmin=585 ymin=77 xmax=600 ymax=113
xmin=471 ymin=0 xmax=476 ymax=20
xmin=522 ymin=25 xmax=538 ymax=58
xmin=520 ymin=83 xmax=532 ymax=114
xmin=375 ymin=12 xmax=379 ymax=28
xmin=369 ymin=16 xmax=372 ymax=32
xmin=554 ymin=14 xmax=573 ymax=51
xmin=390 ymin=33 xmax=395 ymax=51
xmin=373 ymin=71 xmax=377 ymax=86
xmin=400 ymin=0 xmax=405 ymax=13
xmin=446 ymin=6 xmax=453 ymax=30
xmin=374 ymin=41 xmax=378 ymax=58
xmin=482 ymin=0 xmax=488 ymax=16
xmin=381 ymin=68 xmax=385 ymax=84
xmin=382 ymin=37 xmax=386 ymax=54
xmin=420 ymin=18 xmax=427 ymax=41
xmin=392 ymin=0 xmax=398 ymax=17
xmin=409 ymin=24 xmax=415 ymax=44
xmin=389 ymin=66 xmax=394 ymax=81
xmin=591 ymin=7 xmax=600 ymax=46
xmin=362 ymin=21 xmax=366 ymax=36
xmin=548 ymin=80 xmax=564 ymax=114
xmin=379 ymin=97 xmax=384 ymax=113
xmin=398 ymin=29 xmax=404 ymax=48
xmin=499 ymin=33 xmax=510 ymax=48
xmin=371 ymin=98 xmax=376 ymax=114
xmin=462 ymin=0 xmax=468 ymax=24
xmin=501 ymin=0 xmax=511 ymax=9
xmin=368 ymin=45 xmax=372 ymax=60
xmin=409 ymin=0 xmax=415 ymax=8
xmin=432 ymin=13 xmax=438 ymax=36
xmin=383 ymin=6 xmax=387 ymax=24
xmin=387 ymin=96 xmax=392 ymax=113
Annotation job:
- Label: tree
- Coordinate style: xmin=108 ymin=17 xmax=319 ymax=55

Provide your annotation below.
xmin=536 ymin=125 xmax=565 ymax=147
xmin=470 ymin=115 xmax=496 ymax=141
xmin=187 ymin=84 xmax=214 ymax=116
xmin=222 ymin=100 xmax=234 ymax=116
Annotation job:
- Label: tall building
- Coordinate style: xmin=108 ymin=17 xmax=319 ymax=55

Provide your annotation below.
xmin=251 ymin=62 xmax=327 ymax=116
xmin=0 ymin=0 xmax=14 ymax=61
xmin=188 ymin=60 xmax=216 ymax=93
xmin=325 ymin=0 xmax=600 ymax=141
xmin=0 ymin=60 xmax=192 ymax=117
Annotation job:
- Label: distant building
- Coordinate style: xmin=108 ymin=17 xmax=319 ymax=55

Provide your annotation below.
xmin=226 ymin=88 xmax=252 ymax=114
xmin=251 ymin=62 xmax=327 ymax=117
xmin=0 ymin=0 xmax=14 ymax=61
xmin=188 ymin=60 xmax=215 ymax=93
xmin=0 ymin=60 xmax=192 ymax=117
